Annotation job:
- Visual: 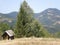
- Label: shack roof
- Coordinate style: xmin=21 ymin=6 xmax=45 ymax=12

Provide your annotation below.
xmin=5 ymin=30 xmax=14 ymax=36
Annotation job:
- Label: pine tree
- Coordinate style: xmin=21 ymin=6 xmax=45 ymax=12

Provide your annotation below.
xmin=15 ymin=0 xmax=50 ymax=38
xmin=15 ymin=1 xmax=33 ymax=38
xmin=30 ymin=20 xmax=50 ymax=37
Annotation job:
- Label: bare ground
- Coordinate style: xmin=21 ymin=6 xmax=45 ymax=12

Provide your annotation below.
xmin=0 ymin=38 xmax=60 ymax=45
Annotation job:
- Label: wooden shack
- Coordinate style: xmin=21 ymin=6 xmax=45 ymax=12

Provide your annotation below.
xmin=2 ymin=30 xmax=14 ymax=40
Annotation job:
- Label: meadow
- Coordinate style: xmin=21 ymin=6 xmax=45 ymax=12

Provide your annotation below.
xmin=0 ymin=38 xmax=60 ymax=45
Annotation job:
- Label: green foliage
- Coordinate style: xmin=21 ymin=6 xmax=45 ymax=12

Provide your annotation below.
xmin=0 ymin=22 xmax=10 ymax=35
xmin=15 ymin=1 xmax=33 ymax=38
xmin=15 ymin=1 xmax=50 ymax=38
xmin=30 ymin=20 xmax=50 ymax=37
xmin=54 ymin=32 xmax=60 ymax=38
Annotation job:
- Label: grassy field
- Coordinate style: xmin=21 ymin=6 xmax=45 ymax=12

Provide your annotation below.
xmin=0 ymin=38 xmax=60 ymax=45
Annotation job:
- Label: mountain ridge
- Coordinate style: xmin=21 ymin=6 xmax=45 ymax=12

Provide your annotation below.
xmin=0 ymin=8 xmax=60 ymax=34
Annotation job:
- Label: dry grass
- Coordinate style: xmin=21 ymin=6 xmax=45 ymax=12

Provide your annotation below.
xmin=0 ymin=38 xmax=60 ymax=45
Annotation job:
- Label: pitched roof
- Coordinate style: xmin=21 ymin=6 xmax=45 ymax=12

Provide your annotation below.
xmin=5 ymin=30 xmax=14 ymax=37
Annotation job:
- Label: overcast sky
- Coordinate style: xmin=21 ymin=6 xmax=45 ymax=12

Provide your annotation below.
xmin=0 ymin=0 xmax=60 ymax=13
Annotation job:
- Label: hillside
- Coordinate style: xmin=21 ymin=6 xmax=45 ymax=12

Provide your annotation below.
xmin=34 ymin=8 xmax=60 ymax=34
xmin=1 ymin=8 xmax=60 ymax=34
xmin=0 ymin=38 xmax=60 ymax=45
xmin=0 ymin=12 xmax=17 ymax=26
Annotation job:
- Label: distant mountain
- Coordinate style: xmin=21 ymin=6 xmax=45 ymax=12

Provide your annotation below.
xmin=0 ymin=12 xmax=18 ymax=18
xmin=7 ymin=12 xmax=18 ymax=18
xmin=34 ymin=8 xmax=60 ymax=34
xmin=0 ymin=12 xmax=18 ymax=27
xmin=0 ymin=8 xmax=60 ymax=34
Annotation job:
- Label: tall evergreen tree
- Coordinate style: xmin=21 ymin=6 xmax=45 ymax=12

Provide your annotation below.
xmin=15 ymin=1 xmax=50 ymax=38
xmin=15 ymin=1 xmax=33 ymax=38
